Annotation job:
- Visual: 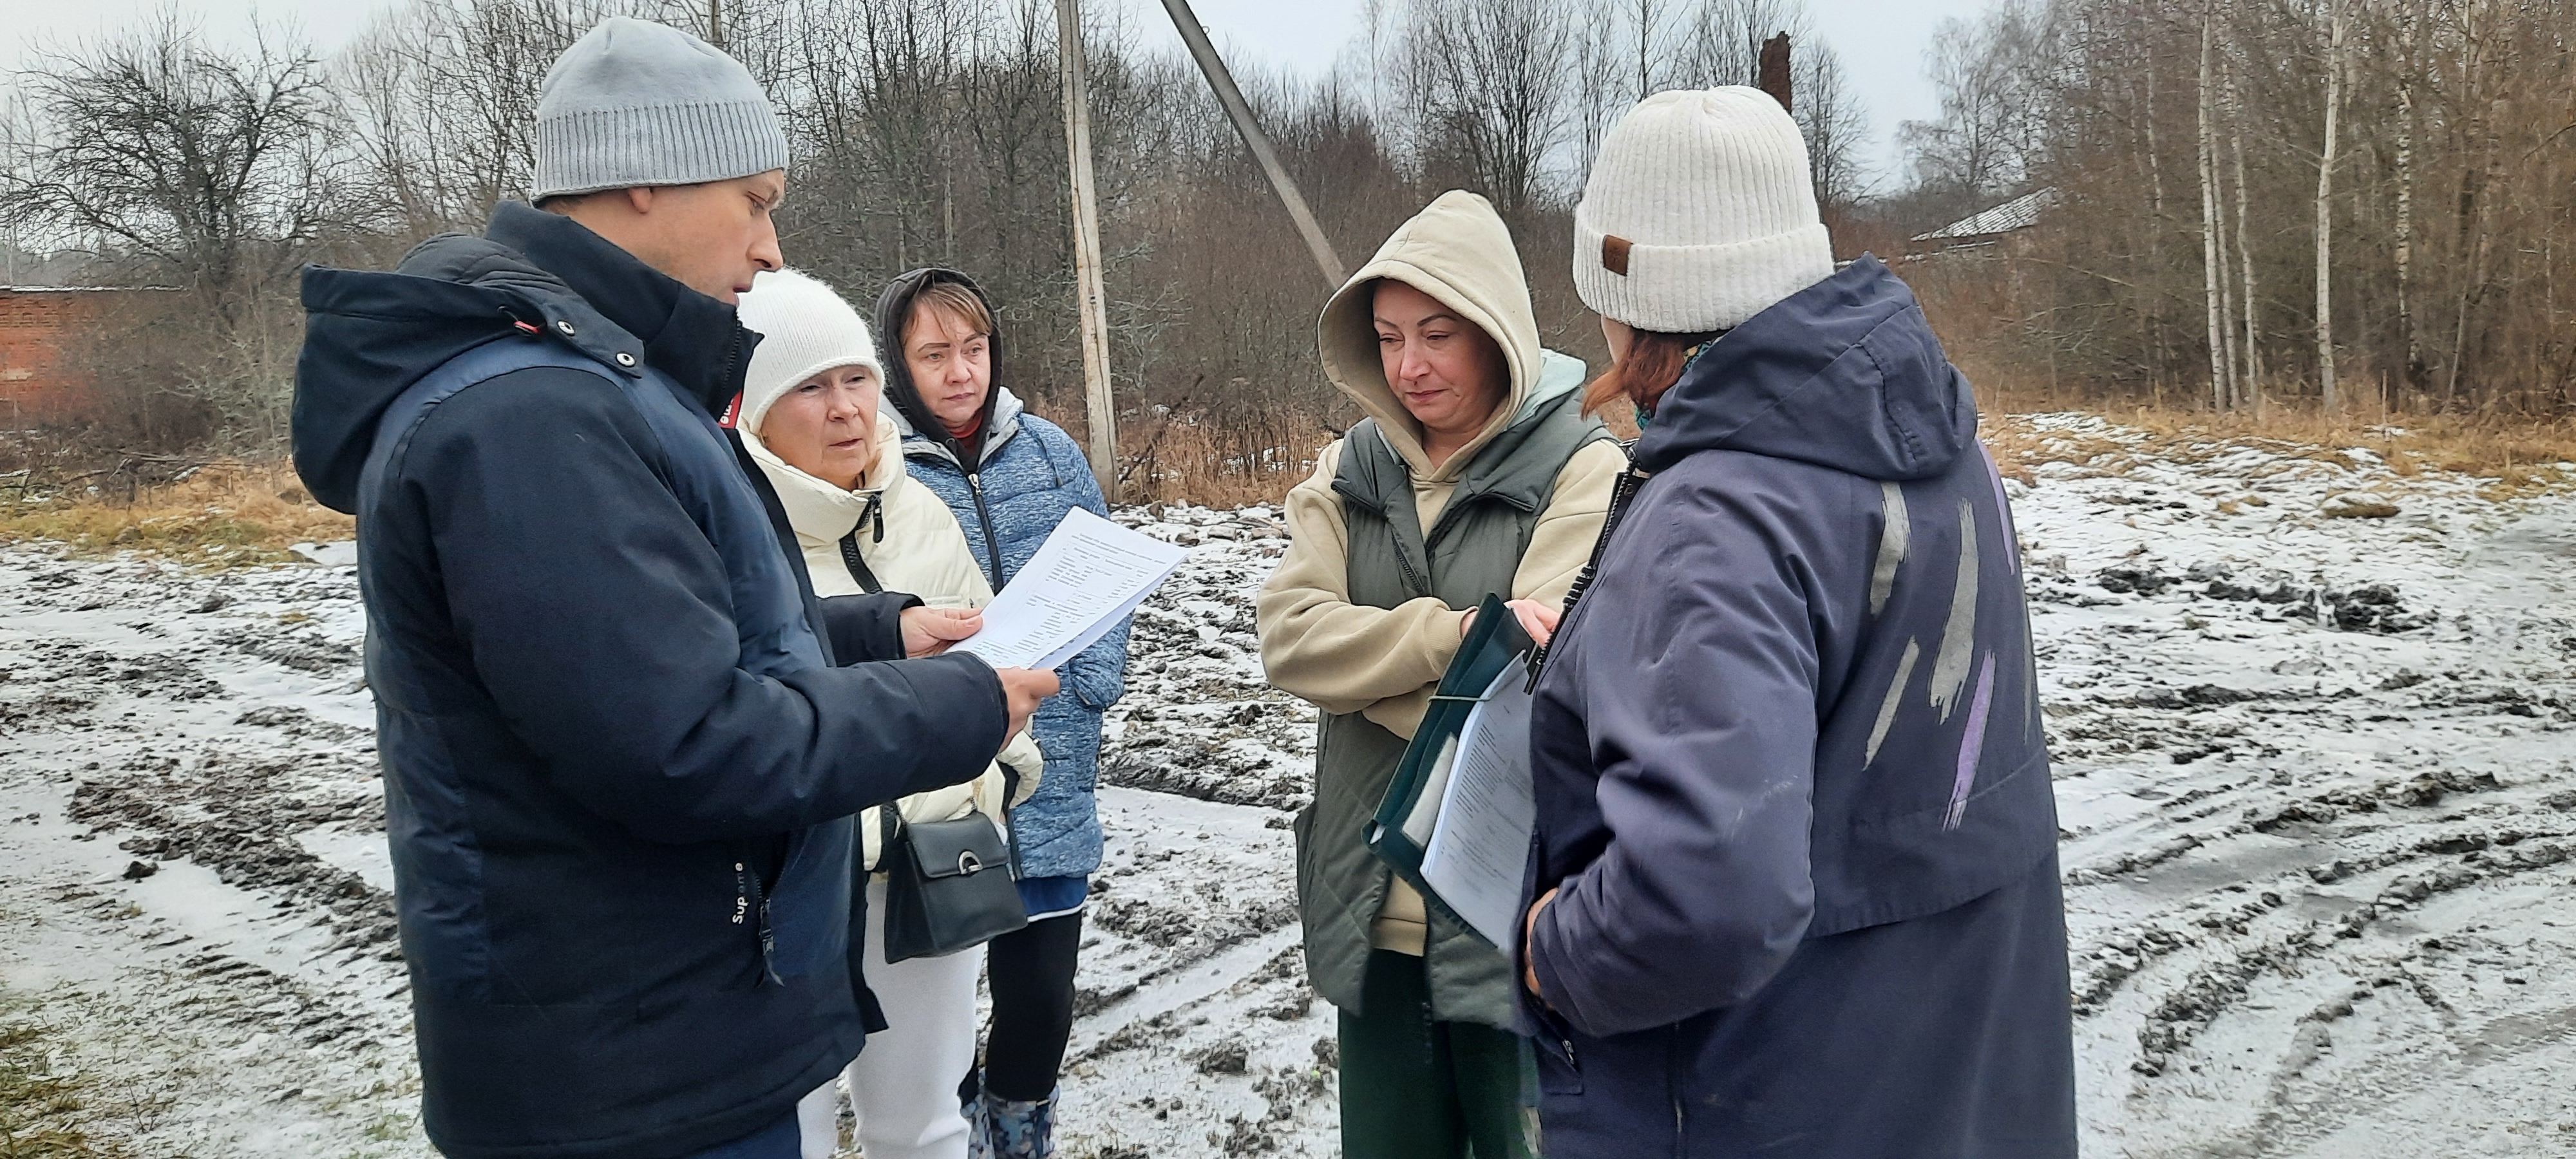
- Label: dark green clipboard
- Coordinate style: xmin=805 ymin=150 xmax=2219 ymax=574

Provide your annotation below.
xmin=1362 ymin=594 xmax=1533 ymax=948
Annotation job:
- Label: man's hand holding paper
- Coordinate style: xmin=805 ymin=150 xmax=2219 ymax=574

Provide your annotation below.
xmin=902 ymin=606 xmax=984 ymax=656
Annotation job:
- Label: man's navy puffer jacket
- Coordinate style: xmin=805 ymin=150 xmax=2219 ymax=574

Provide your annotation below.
xmin=291 ymin=203 xmax=1007 ymax=1159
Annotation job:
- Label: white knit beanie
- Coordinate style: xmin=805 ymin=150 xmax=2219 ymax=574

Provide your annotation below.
xmin=1573 ymin=87 xmax=1835 ymax=334
xmin=735 ymin=269 xmax=882 ymax=436
xmin=532 ymin=18 xmax=790 ymax=201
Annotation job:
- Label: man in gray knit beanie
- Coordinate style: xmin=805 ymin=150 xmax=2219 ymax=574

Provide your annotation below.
xmin=290 ymin=15 xmax=1054 ymax=1159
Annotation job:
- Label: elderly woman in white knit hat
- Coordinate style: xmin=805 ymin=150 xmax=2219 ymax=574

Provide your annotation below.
xmin=1514 ymin=88 xmax=2076 ymax=1157
xmin=732 ymin=269 xmax=1046 ymax=1159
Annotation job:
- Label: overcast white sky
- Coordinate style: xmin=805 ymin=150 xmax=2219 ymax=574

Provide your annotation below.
xmin=1 ymin=0 xmax=1985 ymax=189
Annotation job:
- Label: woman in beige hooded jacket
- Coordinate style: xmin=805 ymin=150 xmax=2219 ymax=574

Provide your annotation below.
xmin=733 ymin=269 xmax=1043 ymax=1159
xmin=1257 ymin=191 xmax=1624 ymax=1159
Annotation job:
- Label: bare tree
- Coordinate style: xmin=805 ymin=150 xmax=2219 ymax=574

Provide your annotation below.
xmin=1393 ymin=0 xmax=1578 ymax=217
xmin=1794 ymin=41 xmax=1870 ymax=211
xmin=1898 ymin=0 xmax=2576 ymax=415
xmin=2194 ymin=12 xmax=2233 ymax=410
xmin=1899 ymin=3 xmax=2045 ymax=221
xmin=1671 ymin=0 xmax=1803 ymax=90
xmin=3 ymin=11 xmax=344 ymax=444
xmin=0 ymin=0 xmax=1888 ymax=487
xmin=336 ymin=1 xmax=613 ymax=240
xmin=2222 ymin=33 xmax=2259 ymax=401
xmin=6 ymin=12 xmax=338 ymax=315
xmin=2388 ymin=0 xmax=2423 ymax=391
xmin=1636 ymin=0 xmax=1667 ymax=97
xmin=2311 ymin=0 xmax=2344 ymax=411
xmin=1568 ymin=1 xmax=1634 ymax=176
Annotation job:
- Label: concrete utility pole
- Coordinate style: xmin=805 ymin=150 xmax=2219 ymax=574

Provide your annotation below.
xmin=1055 ymin=0 xmax=1120 ymax=500
xmin=708 ymin=0 xmax=723 ymax=47
xmin=1159 ymin=0 xmax=1346 ymax=288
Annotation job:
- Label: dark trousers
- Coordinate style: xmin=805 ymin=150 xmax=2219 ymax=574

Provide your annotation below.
xmin=1338 ymin=948 xmax=1534 ymax=1159
xmin=980 ymin=910 xmax=1084 ymax=1101
xmin=681 ymin=1112 xmax=798 ymax=1159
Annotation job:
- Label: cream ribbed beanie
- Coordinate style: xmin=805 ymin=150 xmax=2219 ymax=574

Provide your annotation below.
xmin=1573 ymin=87 xmax=1835 ymax=334
xmin=735 ymin=269 xmax=882 ymax=436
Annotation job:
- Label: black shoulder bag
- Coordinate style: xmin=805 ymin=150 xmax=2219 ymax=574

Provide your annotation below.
xmin=878 ymin=766 xmax=1029 ymax=963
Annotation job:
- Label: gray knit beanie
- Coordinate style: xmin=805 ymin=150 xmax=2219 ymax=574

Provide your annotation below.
xmin=531 ymin=17 xmax=790 ymax=201
xmin=1573 ymin=88 xmax=1834 ymax=334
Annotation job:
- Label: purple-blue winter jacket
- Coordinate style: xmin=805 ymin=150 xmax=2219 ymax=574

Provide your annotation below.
xmin=1521 ymin=256 xmax=2076 ymax=1158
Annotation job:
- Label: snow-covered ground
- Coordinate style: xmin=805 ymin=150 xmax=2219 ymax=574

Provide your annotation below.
xmin=1 ymin=414 xmax=2571 ymax=1157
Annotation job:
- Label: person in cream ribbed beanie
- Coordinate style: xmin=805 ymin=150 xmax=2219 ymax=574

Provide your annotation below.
xmin=532 ymin=17 xmax=791 ymax=202
xmin=1573 ymin=86 xmax=1835 ymax=334
xmin=735 ymin=269 xmax=882 ymax=435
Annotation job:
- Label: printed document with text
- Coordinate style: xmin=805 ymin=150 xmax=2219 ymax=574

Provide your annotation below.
xmin=956 ymin=507 xmax=1189 ymax=671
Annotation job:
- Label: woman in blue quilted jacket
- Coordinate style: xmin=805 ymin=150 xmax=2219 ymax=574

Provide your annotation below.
xmin=873 ymin=268 xmax=1130 ymax=1159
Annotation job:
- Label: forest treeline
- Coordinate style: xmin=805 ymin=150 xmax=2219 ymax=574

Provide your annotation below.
xmin=1 ymin=0 xmax=2568 ymax=497
xmin=1900 ymin=0 xmax=2575 ymax=417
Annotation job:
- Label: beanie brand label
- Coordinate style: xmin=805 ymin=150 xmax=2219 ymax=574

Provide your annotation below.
xmin=1602 ymin=235 xmax=1633 ymax=277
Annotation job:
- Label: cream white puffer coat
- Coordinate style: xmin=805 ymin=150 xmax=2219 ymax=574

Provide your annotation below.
xmin=746 ymin=416 xmax=1043 ymax=871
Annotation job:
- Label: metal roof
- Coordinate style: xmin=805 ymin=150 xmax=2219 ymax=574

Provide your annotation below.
xmin=1912 ymin=187 xmax=2058 ymax=243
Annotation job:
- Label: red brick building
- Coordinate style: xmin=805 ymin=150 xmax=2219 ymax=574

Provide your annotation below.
xmin=0 ymin=287 xmax=153 ymax=425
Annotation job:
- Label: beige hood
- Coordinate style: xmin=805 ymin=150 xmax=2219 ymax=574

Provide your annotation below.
xmin=1318 ymin=190 xmax=1562 ymax=484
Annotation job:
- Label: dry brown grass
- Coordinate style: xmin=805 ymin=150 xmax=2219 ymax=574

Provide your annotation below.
xmin=0 ymin=1015 xmax=126 ymax=1158
xmin=1974 ymin=377 xmax=2576 ymax=496
xmin=5 ymin=390 xmax=2564 ymax=568
xmin=0 ymin=462 xmax=352 ymax=568
xmin=1117 ymin=419 xmax=1338 ymax=509
xmin=1108 ymin=399 xmax=1647 ymax=508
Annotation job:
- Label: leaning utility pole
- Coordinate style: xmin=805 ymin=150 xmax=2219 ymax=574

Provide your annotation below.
xmin=1056 ymin=0 xmax=1119 ymax=500
xmin=1159 ymin=0 xmax=1346 ymax=288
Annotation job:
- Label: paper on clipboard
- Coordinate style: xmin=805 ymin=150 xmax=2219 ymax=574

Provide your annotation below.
xmin=954 ymin=508 xmax=1188 ymax=670
xmin=1416 ymin=660 xmax=1537 ymax=948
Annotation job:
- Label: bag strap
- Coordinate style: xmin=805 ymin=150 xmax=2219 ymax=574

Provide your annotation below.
xmin=837 ymin=514 xmax=886 ymax=594
xmin=997 ymin=763 xmax=1027 ymax=882
xmin=878 ymin=802 xmax=903 ymax=871
xmin=1526 ymin=441 xmax=1649 ymax=692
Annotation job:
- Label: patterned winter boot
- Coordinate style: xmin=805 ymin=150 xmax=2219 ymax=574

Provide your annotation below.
xmin=966 ymin=1086 xmax=1058 ymax=1159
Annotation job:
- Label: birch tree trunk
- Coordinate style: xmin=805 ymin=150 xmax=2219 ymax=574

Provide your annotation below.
xmin=2314 ymin=0 xmax=2345 ymax=412
xmin=2396 ymin=68 xmax=2418 ymax=390
xmin=2214 ymin=140 xmax=2242 ymax=410
xmin=2197 ymin=14 xmax=2233 ymax=410
xmin=2143 ymin=4 xmax=2173 ymax=384
xmin=2225 ymin=35 xmax=2262 ymax=406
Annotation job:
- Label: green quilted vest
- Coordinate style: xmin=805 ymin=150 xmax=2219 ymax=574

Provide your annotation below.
xmin=1294 ymin=390 xmax=1609 ymax=1027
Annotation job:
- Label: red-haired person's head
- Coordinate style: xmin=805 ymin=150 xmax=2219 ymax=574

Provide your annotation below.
xmin=1572 ymin=87 xmax=1835 ymax=417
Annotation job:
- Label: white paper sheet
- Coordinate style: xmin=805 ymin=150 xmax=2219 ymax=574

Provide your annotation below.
xmin=954 ymin=507 xmax=1189 ymax=670
xmin=1419 ymin=661 xmax=1538 ymax=948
